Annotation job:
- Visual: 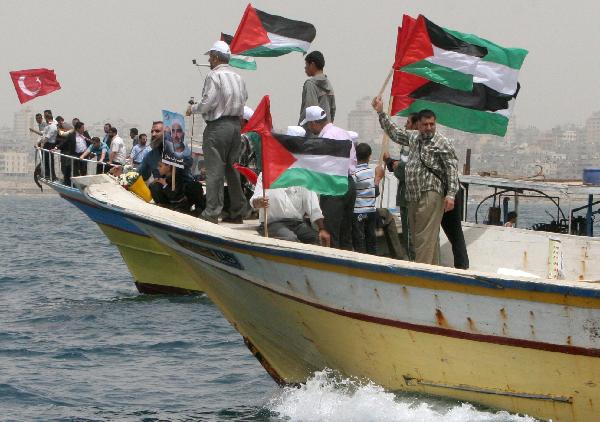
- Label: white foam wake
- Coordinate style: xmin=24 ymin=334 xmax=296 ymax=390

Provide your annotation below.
xmin=266 ymin=370 xmax=538 ymax=422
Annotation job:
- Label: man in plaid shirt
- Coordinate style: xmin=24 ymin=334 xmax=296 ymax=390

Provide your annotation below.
xmin=372 ymin=96 xmax=459 ymax=265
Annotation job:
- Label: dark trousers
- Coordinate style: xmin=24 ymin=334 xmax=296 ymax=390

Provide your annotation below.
xmin=150 ymin=181 xmax=205 ymax=215
xmin=96 ymin=161 xmax=109 ymax=174
xmin=320 ymin=176 xmax=356 ymax=250
xmin=441 ymin=187 xmax=469 ymax=269
xmin=75 ymin=159 xmax=87 ymax=177
xmin=184 ymin=181 xmax=206 ymax=215
xmin=202 ymin=117 xmax=243 ymax=222
xmin=259 ymin=219 xmax=317 ymax=244
xmin=61 ymin=154 xmax=76 ymax=186
xmin=42 ymin=143 xmax=57 ymax=180
xmin=352 ymin=212 xmax=377 ymax=255
xmin=399 ymin=205 xmax=414 ymax=260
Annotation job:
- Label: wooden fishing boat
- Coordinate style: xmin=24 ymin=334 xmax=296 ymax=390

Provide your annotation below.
xmin=58 ymin=172 xmax=600 ymax=422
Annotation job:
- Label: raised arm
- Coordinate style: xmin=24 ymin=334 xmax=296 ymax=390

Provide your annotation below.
xmin=371 ymin=96 xmax=410 ymax=147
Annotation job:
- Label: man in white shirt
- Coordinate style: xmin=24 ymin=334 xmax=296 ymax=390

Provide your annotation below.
xmin=73 ymin=121 xmax=90 ymax=176
xmin=187 ymin=40 xmax=248 ymax=224
xmin=250 ymin=173 xmax=330 ymax=246
xmin=108 ymin=127 xmax=126 ymax=165
xmin=302 ymin=105 xmax=356 ymax=250
xmin=40 ymin=112 xmax=58 ymax=180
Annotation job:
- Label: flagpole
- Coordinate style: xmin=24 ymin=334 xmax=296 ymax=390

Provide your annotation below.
xmin=377 ymin=96 xmax=394 ymax=208
xmin=261 ymin=133 xmax=269 ymax=238
xmin=377 ymin=67 xmax=394 ymax=98
xmin=262 ymin=184 xmax=269 ymax=238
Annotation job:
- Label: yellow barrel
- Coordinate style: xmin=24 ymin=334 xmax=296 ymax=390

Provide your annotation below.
xmin=129 ymin=176 xmax=152 ymax=202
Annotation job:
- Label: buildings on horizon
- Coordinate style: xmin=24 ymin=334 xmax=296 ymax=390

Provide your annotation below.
xmin=1 ymin=99 xmax=599 ymax=181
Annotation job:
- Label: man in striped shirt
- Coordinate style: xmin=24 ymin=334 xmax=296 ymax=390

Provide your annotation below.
xmin=352 ymin=143 xmax=384 ymax=255
xmin=187 ymin=40 xmax=248 ymax=224
xmin=372 ymin=96 xmax=459 ymax=266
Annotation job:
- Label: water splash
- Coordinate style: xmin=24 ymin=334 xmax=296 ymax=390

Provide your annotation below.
xmin=267 ymin=370 xmax=538 ymax=422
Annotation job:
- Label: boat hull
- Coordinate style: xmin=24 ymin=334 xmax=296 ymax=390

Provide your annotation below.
xmin=72 ymin=176 xmax=600 ymax=421
xmin=132 ymin=219 xmax=600 ymax=422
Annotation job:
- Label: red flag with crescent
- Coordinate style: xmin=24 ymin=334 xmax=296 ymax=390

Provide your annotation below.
xmin=9 ymin=68 xmax=61 ymax=104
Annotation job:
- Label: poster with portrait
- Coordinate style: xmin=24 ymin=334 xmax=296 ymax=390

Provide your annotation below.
xmin=162 ymin=109 xmax=190 ymax=168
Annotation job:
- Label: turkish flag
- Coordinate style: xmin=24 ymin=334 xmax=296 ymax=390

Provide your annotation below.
xmin=9 ymin=68 xmax=61 ymax=104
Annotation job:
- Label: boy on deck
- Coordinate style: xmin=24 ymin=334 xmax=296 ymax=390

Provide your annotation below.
xmin=352 ymin=143 xmax=384 ymax=255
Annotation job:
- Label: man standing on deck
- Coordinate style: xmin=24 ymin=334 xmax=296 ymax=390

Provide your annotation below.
xmin=299 ymin=51 xmax=336 ymax=127
xmin=186 ymin=40 xmax=248 ymax=224
xmin=130 ymin=128 xmax=139 ymax=148
xmin=108 ymin=127 xmax=126 ymax=166
xmin=372 ymin=96 xmax=459 ymax=266
xmin=102 ymin=123 xmax=112 ymax=149
xmin=303 ymin=105 xmax=356 ymax=250
xmin=40 ymin=111 xmax=58 ymax=180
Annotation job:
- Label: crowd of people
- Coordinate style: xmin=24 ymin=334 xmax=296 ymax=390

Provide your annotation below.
xmin=34 ymin=39 xmax=469 ymax=269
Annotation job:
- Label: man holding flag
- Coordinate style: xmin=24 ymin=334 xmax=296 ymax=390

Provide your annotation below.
xmin=372 ymin=96 xmax=458 ymax=266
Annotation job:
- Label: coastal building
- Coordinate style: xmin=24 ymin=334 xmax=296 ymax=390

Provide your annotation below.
xmin=0 ymin=151 xmax=29 ymax=175
xmin=13 ymin=108 xmax=35 ymax=145
xmin=347 ymin=96 xmax=383 ymax=145
xmin=585 ymin=111 xmax=600 ymax=145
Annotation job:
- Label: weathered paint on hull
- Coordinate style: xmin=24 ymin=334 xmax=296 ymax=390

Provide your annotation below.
xmin=179 ymin=255 xmax=597 ymax=422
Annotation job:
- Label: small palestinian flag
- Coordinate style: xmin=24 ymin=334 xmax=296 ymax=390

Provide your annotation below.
xmin=243 ymin=96 xmax=351 ymax=195
xmin=220 ymin=33 xmax=257 ymax=70
xmin=397 ymin=15 xmax=527 ymax=95
xmin=391 ymin=71 xmax=518 ymax=136
xmin=230 ymin=4 xmax=316 ymax=57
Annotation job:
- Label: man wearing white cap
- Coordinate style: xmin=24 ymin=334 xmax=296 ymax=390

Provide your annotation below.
xmin=187 ymin=40 xmax=248 ymax=224
xmin=303 ymin=105 xmax=357 ymax=250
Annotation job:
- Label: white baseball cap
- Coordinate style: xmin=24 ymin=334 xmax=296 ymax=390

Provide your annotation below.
xmin=299 ymin=105 xmax=327 ymax=126
xmin=243 ymin=106 xmax=254 ymax=121
xmin=205 ymin=40 xmax=230 ymax=55
xmin=286 ymin=125 xmax=306 ymax=137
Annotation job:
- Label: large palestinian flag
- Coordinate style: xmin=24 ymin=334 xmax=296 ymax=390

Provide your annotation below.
xmin=391 ymin=71 xmax=518 ymax=136
xmin=397 ymin=15 xmax=527 ymax=95
xmin=243 ymin=96 xmax=351 ymax=195
xmin=220 ymin=33 xmax=257 ymax=70
xmin=230 ymin=4 xmax=316 ymax=57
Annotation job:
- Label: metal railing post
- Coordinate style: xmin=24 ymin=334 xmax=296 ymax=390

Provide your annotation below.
xmin=40 ymin=147 xmax=46 ymax=179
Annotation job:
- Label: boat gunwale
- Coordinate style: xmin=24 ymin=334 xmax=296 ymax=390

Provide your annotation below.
xmin=78 ymin=179 xmax=600 ymax=303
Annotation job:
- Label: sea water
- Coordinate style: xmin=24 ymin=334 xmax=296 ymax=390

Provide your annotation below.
xmin=1 ymin=196 xmax=540 ymax=421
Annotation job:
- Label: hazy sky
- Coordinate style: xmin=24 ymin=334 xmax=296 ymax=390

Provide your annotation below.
xmin=2 ymin=0 xmax=600 ymax=133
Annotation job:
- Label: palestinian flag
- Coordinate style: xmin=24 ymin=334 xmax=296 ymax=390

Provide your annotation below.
xmin=230 ymin=4 xmax=316 ymax=57
xmin=391 ymin=71 xmax=518 ymax=136
xmin=243 ymin=96 xmax=351 ymax=195
xmin=397 ymin=14 xmax=527 ymax=95
xmin=220 ymin=33 xmax=257 ymax=70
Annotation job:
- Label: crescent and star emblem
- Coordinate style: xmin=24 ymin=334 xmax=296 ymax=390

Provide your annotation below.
xmin=17 ymin=76 xmax=42 ymax=97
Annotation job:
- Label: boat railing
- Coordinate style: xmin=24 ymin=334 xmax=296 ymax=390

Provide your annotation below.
xmin=34 ymin=146 xmax=121 ymax=188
